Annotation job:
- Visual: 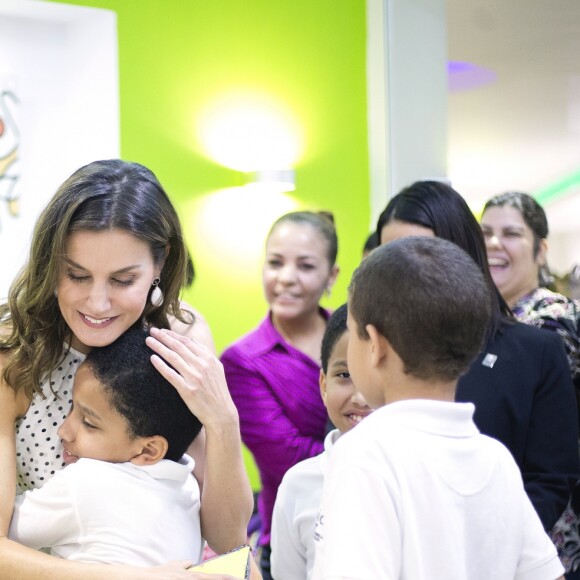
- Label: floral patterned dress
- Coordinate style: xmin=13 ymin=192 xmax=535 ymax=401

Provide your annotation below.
xmin=512 ymin=287 xmax=580 ymax=574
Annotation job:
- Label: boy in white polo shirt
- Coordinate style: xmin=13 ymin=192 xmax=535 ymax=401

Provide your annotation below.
xmin=271 ymin=304 xmax=371 ymax=579
xmin=9 ymin=325 xmax=205 ymax=567
xmin=313 ymin=236 xmax=564 ymax=580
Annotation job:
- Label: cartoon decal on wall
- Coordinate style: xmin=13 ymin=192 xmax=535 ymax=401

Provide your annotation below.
xmin=0 ymin=89 xmax=21 ymax=227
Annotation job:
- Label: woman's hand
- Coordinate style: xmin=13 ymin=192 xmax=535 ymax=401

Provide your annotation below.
xmin=144 ymin=560 xmax=241 ymax=579
xmin=146 ymin=551 xmax=262 ymax=580
xmin=146 ymin=328 xmax=253 ymax=553
xmin=146 ymin=328 xmax=238 ymax=430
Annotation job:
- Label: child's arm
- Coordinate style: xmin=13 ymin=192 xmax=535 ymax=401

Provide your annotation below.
xmin=9 ymin=470 xmax=78 ymax=550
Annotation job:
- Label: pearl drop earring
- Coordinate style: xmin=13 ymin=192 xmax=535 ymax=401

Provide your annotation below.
xmin=150 ymin=277 xmax=163 ymax=307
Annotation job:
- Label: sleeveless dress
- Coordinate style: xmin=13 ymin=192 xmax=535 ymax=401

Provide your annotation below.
xmin=15 ymin=346 xmax=86 ymax=493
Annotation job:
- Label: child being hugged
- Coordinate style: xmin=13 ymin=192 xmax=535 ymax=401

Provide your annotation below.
xmin=313 ymin=236 xmax=564 ymax=580
xmin=271 ymin=304 xmax=371 ymax=579
xmin=9 ymin=325 xmax=204 ymax=566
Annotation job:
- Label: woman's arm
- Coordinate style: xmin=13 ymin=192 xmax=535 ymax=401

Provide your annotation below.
xmin=517 ymin=295 xmax=580 ymax=381
xmin=523 ymin=332 xmax=580 ymax=530
xmin=0 ymin=362 xmax=24 ymax=535
xmin=146 ymin=328 xmax=253 ymax=553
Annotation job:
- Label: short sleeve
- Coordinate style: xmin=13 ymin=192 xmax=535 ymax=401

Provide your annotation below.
xmin=271 ymin=477 xmax=308 ymax=579
xmin=515 ymin=492 xmax=565 ymax=580
xmin=10 ymin=468 xmax=78 ymax=550
xmin=313 ymin=464 xmax=401 ymax=579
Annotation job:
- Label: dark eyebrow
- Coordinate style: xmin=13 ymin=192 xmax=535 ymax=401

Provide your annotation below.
xmin=64 ymin=258 xmax=142 ymax=275
xmin=77 ymin=403 xmax=102 ymax=422
xmin=266 ymin=252 xmax=319 ymax=262
xmin=329 ymin=359 xmax=348 ymax=370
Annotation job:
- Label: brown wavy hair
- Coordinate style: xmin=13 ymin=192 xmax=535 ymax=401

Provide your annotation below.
xmin=0 ymin=159 xmax=191 ymax=399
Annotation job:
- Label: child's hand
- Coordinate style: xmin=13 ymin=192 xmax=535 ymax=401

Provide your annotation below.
xmin=146 ymin=328 xmax=239 ymax=431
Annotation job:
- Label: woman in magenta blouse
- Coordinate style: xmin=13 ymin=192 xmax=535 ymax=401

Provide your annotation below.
xmin=221 ymin=211 xmax=339 ymax=579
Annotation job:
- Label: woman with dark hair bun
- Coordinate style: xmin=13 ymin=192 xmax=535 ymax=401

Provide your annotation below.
xmin=481 ymin=191 xmax=580 ymax=386
xmin=377 ymin=181 xmax=579 ymax=573
xmin=0 ymin=159 xmax=252 ymax=579
xmin=222 ymin=210 xmax=339 ymax=579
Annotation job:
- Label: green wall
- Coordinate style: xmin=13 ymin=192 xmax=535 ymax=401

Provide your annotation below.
xmin=50 ymin=0 xmax=370 ymax=487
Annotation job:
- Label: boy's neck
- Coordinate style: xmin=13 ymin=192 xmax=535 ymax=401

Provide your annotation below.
xmin=381 ymin=376 xmax=457 ymax=406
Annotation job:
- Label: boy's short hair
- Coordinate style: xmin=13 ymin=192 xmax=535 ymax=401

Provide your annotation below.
xmin=85 ymin=325 xmax=202 ymax=461
xmin=349 ymin=236 xmax=491 ymax=382
xmin=320 ymin=304 xmax=348 ymax=373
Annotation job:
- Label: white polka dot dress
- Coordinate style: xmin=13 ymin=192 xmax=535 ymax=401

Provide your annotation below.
xmin=15 ymin=346 xmax=86 ymax=493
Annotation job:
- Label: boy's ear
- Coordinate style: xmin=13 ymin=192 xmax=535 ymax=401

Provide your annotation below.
xmin=319 ymin=369 xmax=328 ymax=407
xmin=366 ymin=324 xmax=387 ymax=368
xmin=130 ymin=436 xmax=168 ymax=466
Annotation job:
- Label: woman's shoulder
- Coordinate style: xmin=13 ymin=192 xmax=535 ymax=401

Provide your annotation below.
xmin=169 ymin=301 xmax=216 ymax=353
xmin=496 ymin=319 xmax=567 ymax=351
xmin=221 ymin=316 xmax=273 ymax=359
xmin=522 ymin=287 xmax=579 ymax=320
xmin=0 ymin=351 xmax=30 ymax=420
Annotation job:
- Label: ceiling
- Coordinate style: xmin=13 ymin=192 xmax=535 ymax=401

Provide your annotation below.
xmin=447 ymin=0 xmax=580 ymax=233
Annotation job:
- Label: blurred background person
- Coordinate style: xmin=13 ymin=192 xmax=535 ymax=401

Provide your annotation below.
xmin=481 ymin=191 xmax=580 ymax=578
xmin=221 ymin=211 xmax=339 ymax=580
xmin=481 ymin=191 xmax=579 ymax=392
xmin=362 ymin=231 xmax=379 ymax=259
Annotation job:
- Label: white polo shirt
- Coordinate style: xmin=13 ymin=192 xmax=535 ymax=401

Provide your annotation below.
xmin=312 ymin=399 xmax=564 ymax=580
xmin=10 ymin=454 xmax=203 ymax=565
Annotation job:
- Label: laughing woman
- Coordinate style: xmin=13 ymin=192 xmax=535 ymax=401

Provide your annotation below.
xmin=481 ymin=191 xmax=580 ymax=578
xmin=221 ymin=211 xmax=339 ymax=580
xmin=481 ymin=191 xmax=580 ymax=393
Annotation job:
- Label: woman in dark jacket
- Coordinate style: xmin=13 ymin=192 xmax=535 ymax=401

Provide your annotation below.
xmin=376 ymin=181 xmax=579 ymax=575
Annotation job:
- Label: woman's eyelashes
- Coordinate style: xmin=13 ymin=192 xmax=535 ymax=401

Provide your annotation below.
xmin=482 ymin=228 xmax=523 ymax=239
xmin=65 ymin=270 xmax=136 ymax=287
xmin=66 ymin=271 xmax=90 ymax=283
xmin=111 ymin=278 xmax=135 ymax=287
xmin=266 ymin=257 xmax=317 ymax=271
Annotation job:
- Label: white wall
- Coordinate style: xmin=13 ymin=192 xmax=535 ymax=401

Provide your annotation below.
xmin=367 ymin=0 xmax=448 ymax=227
xmin=0 ymin=0 xmax=120 ymax=299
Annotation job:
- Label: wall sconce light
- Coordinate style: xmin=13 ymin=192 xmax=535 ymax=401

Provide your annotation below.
xmin=246 ymin=169 xmax=296 ymax=193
